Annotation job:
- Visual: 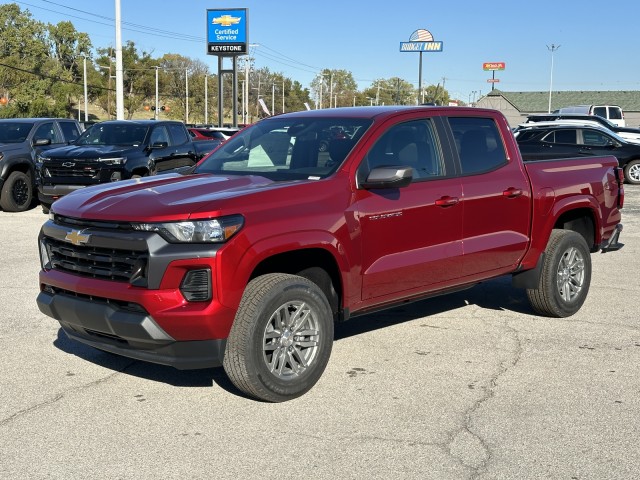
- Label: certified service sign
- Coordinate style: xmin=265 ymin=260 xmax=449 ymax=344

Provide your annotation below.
xmin=206 ymin=9 xmax=248 ymax=55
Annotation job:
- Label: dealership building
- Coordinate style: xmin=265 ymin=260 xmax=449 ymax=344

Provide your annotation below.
xmin=476 ymin=90 xmax=640 ymax=128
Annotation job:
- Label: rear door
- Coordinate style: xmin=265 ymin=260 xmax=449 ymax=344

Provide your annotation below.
xmin=167 ymin=123 xmax=198 ymax=169
xmin=446 ymin=116 xmax=531 ymax=278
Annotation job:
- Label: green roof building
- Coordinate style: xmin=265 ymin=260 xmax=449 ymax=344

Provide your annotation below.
xmin=476 ymin=90 xmax=640 ymax=128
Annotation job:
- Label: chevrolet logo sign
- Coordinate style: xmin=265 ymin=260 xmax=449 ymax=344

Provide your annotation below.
xmin=65 ymin=229 xmax=91 ymax=246
xmin=213 ymin=15 xmax=241 ymax=27
xmin=62 ymin=162 xmax=75 ymax=167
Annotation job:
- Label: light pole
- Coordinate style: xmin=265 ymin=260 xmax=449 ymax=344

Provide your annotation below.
xmin=82 ymin=55 xmax=88 ymax=122
xmin=547 ymin=43 xmax=560 ymax=113
xmin=154 ymin=66 xmax=159 ymax=120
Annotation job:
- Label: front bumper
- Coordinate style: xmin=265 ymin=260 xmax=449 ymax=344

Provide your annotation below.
xmin=37 ymin=290 xmax=225 ymax=369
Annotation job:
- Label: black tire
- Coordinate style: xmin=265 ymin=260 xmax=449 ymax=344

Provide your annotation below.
xmin=623 ymin=159 xmax=640 ymax=185
xmin=526 ymin=229 xmax=592 ymax=318
xmin=223 ymin=273 xmax=334 ymax=402
xmin=0 ymin=171 xmax=32 ymax=212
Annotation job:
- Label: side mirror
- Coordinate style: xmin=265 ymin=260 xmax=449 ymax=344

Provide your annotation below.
xmin=360 ymin=166 xmax=413 ymax=189
xmin=150 ymin=141 xmax=169 ymax=149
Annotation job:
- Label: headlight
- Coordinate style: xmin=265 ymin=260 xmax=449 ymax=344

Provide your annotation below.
xmin=131 ymin=215 xmax=244 ymax=243
xmin=99 ymin=157 xmax=125 ymax=165
xmin=36 ymin=154 xmax=49 ymax=163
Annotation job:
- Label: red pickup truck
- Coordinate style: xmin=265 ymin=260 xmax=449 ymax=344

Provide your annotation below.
xmin=36 ymin=106 xmax=624 ymax=402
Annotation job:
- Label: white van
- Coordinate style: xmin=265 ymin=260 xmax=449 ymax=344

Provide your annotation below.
xmin=553 ymin=105 xmax=625 ymax=127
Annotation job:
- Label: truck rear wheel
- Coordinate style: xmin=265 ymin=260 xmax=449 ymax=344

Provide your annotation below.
xmin=223 ymin=273 xmax=334 ymax=402
xmin=0 ymin=171 xmax=32 ymax=212
xmin=526 ymin=229 xmax=591 ymax=318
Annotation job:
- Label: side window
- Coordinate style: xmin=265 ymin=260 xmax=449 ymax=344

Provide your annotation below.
xmin=593 ymin=106 xmax=607 ymax=118
xmin=608 ymin=107 xmax=623 ymax=120
xmin=544 ymin=129 xmax=577 ymax=144
xmin=360 ymin=119 xmax=444 ymax=181
xmin=167 ymin=124 xmax=189 ymax=145
xmin=449 ymin=117 xmax=507 ymax=175
xmin=58 ymin=121 xmax=81 ymax=142
xmin=33 ymin=122 xmax=62 ymax=144
xmin=150 ymin=126 xmax=170 ymax=146
xmin=581 ymin=130 xmax=610 ymax=146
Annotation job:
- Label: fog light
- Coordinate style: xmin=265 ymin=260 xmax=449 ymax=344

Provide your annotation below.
xmin=180 ymin=269 xmax=212 ymax=302
xmin=110 ymin=172 xmax=122 ymax=182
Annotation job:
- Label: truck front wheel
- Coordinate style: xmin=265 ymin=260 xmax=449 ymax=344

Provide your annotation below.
xmin=223 ymin=273 xmax=334 ymax=402
xmin=0 ymin=171 xmax=32 ymax=212
xmin=526 ymin=229 xmax=591 ymax=318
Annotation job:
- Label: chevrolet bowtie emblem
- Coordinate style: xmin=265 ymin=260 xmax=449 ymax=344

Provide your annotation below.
xmin=213 ymin=15 xmax=241 ymax=27
xmin=62 ymin=162 xmax=75 ymax=167
xmin=65 ymin=229 xmax=91 ymax=246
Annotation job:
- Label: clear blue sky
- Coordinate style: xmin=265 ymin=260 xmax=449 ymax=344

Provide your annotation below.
xmin=15 ymin=0 xmax=640 ymax=102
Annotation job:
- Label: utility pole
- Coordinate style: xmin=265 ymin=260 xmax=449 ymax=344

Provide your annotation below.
xmin=154 ymin=66 xmax=159 ymax=120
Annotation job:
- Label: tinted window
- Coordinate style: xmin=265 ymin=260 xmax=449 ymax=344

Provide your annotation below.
xmin=0 ymin=122 xmax=33 ymax=143
xmin=593 ymin=106 xmax=607 ymax=117
xmin=582 ymin=130 xmax=611 ymax=146
xmin=150 ymin=126 xmax=170 ymax=145
xmin=544 ymin=129 xmax=577 ymax=144
xmin=33 ymin=122 xmax=62 ymax=144
xmin=168 ymin=124 xmax=189 ymax=145
xmin=449 ymin=117 xmax=507 ymax=175
xmin=608 ymin=107 xmax=623 ymax=120
xmin=58 ymin=121 xmax=81 ymax=142
xmin=76 ymin=123 xmax=147 ymax=146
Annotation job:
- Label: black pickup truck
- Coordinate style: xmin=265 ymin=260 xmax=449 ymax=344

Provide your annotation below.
xmin=0 ymin=118 xmax=82 ymax=212
xmin=36 ymin=119 xmax=220 ymax=213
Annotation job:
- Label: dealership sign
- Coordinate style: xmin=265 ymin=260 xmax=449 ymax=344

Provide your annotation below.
xmin=207 ymin=9 xmax=248 ymax=55
xmin=400 ymin=29 xmax=443 ymax=52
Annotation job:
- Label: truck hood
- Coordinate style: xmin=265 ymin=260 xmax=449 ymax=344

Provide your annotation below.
xmin=51 ymin=173 xmax=279 ymax=221
xmin=0 ymin=143 xmax=26 ymax=153
xmin=43 ymin=144 xmax=140 ymax=158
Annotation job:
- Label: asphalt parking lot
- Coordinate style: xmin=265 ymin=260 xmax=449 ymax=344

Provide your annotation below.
xmin=1 ymin=186 xmax=638 ymax=480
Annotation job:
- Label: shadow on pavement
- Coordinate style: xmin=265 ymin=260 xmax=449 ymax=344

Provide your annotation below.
xmin=52 ymin=275 xmax=531 ymax=395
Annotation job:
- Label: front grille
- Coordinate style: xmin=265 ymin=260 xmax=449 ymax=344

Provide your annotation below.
xmin=45 ymin=163 xmax=99 ymax=178
xmin=45 ymin=237 xmax=148 ymax=283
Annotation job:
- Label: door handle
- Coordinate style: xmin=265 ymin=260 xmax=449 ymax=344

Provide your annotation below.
xmin=502 ymin=187 xmax=523 ymax=198
xmin=435 ymin=196 xmax=459 ymax=207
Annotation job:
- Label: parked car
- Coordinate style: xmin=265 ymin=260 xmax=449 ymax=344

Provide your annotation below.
xmin=552 ymin=105 xmax=625 ymax=127
xmin=514 ymin=123 xmax=640 ymax=184
xmin=188 ymin=127 xmax=227 ymax=144
xmin=35 ymin=120 xmax=219 ymax=212
xmin=37 ymin=106 xmax=624 ymax=402
xmin=0 ymin=118 xmax=82 ymax=212
xmin=523 ymin=113 xmax=640 ymax=143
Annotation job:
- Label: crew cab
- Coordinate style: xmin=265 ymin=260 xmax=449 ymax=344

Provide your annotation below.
xmin=35 ymin=120 xmax=219 ymax=213
xmin=0 ymin=118 xmax=82 ymax=212
xmin=36 ymin=106 xmax=624 ymax=402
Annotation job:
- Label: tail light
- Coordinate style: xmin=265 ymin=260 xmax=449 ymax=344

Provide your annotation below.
xmin=616 ymin=167 xmax=625 ymax=209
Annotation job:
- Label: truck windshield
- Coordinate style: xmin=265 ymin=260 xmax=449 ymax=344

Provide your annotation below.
xmin=195 ymin=117 xmax=372 ymax=180
xmin=0 ymin=122 xmax=34 ymax=143
xmin=75 ymin=123 xmax=148 ymax=146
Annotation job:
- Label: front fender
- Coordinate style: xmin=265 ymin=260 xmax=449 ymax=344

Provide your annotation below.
xmin=214 ymin=230 xmax=354 ymax=314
